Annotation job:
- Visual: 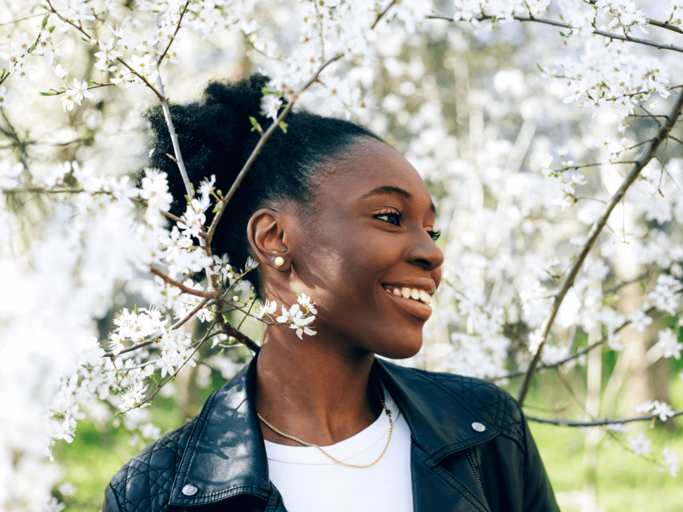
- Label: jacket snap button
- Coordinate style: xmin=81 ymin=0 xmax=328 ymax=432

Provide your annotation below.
xmin=471 ymin=422 xmax=486 ymax=433
xmin=182 ymin=484 xmax=198 ymax=497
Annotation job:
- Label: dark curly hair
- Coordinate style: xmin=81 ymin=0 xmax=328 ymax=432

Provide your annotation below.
xmin=145 ymin=74 xmax=381 ymax=293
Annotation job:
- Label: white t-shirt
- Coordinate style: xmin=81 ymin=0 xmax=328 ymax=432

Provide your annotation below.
xmin=264 ymin=385 xmax=414 ymax=512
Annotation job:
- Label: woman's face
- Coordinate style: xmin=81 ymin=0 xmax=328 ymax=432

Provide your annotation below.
xmin=274 ymin=138 xmax=444 ymax=359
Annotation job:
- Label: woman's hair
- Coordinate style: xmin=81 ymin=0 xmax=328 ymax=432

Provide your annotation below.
xmin=145 ymin=74 xmax=381 ymax=292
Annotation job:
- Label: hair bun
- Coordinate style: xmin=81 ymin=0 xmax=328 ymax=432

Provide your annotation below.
xmin=146 ymin=74 xmax=269 ymax=216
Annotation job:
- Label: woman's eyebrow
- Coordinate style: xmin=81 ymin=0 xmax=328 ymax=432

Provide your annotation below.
xmin=361 ymin=185 xmax=412 ymax=201
xmin=361 ymin=185 xmax=436 ymax=214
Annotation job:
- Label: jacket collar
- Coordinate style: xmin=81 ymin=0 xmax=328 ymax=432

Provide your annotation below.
xmin=169 ymin=355 xmax=499 ymax=508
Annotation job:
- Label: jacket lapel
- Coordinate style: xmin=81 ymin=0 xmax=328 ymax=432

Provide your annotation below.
xmin=376 ymin=360 xmax=498 ymax=512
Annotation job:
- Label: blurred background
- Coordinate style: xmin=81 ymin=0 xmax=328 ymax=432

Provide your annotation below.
xmin=1 ymin=1 xmax=682 ymax=510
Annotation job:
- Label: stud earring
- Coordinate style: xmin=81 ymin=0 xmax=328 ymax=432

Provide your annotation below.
xmin=274 ymin=256 xmax=285 ymax=267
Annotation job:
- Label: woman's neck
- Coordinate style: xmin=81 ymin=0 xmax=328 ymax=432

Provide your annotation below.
xmin=254 ymin=328 xmax=380 ymax=447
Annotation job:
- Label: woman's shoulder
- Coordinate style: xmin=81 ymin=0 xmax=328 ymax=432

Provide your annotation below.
xmin=104 ymin=418 xmax=197 ymax=512
xmin=380 ymin=361 xmax=525 ymax=444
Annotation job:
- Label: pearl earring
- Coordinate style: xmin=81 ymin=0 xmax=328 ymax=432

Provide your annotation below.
xmin=274 ymin=256 xmax=285 ymax=267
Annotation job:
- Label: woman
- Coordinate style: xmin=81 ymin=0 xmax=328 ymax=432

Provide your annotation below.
xmin=103 ymin=75 xmax=559 ymax=512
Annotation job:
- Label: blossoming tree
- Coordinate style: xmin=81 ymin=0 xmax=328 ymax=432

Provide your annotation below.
xmin=1 ymin=0 xmax=682 ymax=509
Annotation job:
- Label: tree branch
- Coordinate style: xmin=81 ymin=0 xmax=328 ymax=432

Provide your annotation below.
xmin=603 ymin=270 xmax=653 ymax=296
xmin=150 ymin=267 xmax=218 ymax=298
xmin=103 ymin=340 xmax=157 ymax=359
xmin=491 ymin=306 xmax=656 ymax=382
xmin=645 ymin=18 xmax=683 ymax=35
xmin=152 ymin=13 xmax=193 ymax=199
xmin=516 ymin=90 xmax=683 ymax=405
xmin=170 ymin=297 xmax=211 ymax=330
xmin=371 ymin=0 xmax=397 ymax=30
xmin=115 ymin=57 xmax=165 ymax=101
xmin=119 ymin=325 xmax=215 ymax=412
xmin=668 ymin=134 xmax=683 ymax=146
xmin=215 ymin=308 xmax=261 ymax=353
xmin=46 ymin=0 xmax=165 ymax=101
xmin=526 ymin=410 xmax=683 ymax=427
xmin=156 ymin=1 xmax=191 ymax=65
xmin=428 ymin=14 xmax=683 ymax=54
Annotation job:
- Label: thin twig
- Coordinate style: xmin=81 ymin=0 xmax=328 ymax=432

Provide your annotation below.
xmin=152 ymin=13 xmax=192 ymax=199
xmin=215 ymin=309 xmax=261 ymax=353
xmin=238 ymin=298 xmax=257 ymax=329
xmin=516 ymin=90 xmax=683 ymax=405
xmin=428 ymin=14 xmax=683 ymax=54
xmin=490 ymin=306 xmax=656 ymax=382
xmin=170 ymin=297 xmax=211 ymax=330
xmin=119 ymin=330 xmax=222 ymax=373
xmin=46 ymin=0 xmax=93 ymax=42
xmin=5 ymin=188 xmax=188 ymax=227
xmin=639 ymin=105 xmax=663 ymax=127
xmin=119 ymin=325 xmax=215 ymax=412
xmin=604 ymin=271 xmax=653 ymax=296
xmin=103 ymin=340 xmax=157 ymax=359
xmin=628 ymin=114 xmax=669 ymax=119
xmin=41 ymin=83 xmax=115 ymax=96
xmin=526 ymin=410 xmax=683 ymax=427
xmin=646 ymin=18 xmax=683 ymax=36
xmin=669 ymin=134 xmax=683 ymax=146
xmin=150 ymin=267 xmax=218 ymax=298
xmin=156 ymin=1 xmax=191 ymax=65
xmin=115 ymin=58 xmax=164 ymax=101
xmin=45 ymin=0 xmax=165 ymax=101
xmin=0 ymin=13 xmax=46 ymax=27
xmin=371 ymin=0 xmax=397 ymax=30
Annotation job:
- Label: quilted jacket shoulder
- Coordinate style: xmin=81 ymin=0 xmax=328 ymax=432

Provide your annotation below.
xmin=105 ymin=418 xmax=196 ymax=512
xmin=400 ymin=365 xmax=525 ymax=448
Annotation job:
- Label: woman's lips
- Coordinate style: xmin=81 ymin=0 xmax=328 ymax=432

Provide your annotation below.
xmin=382 ymin=285 xmax=433 ymax=321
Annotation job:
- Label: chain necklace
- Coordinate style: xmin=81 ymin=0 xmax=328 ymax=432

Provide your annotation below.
xmin=257 ymin=384 xmax=393 ymax=469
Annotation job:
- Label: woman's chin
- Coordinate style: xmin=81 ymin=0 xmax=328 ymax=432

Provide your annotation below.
xmin=374 ymin=336 xmax=423 ymax=360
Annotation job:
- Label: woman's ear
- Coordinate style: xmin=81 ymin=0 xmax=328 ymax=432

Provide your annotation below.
xmin=247 ymin=208 xmax=291 ymax=271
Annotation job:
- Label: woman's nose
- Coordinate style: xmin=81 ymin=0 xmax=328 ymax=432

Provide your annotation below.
xmin=406 ymin=229 xmax=444 ymax=271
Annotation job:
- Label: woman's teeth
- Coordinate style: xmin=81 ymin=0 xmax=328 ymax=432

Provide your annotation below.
xmin=386 ymin=286 xmax=431 ymax=305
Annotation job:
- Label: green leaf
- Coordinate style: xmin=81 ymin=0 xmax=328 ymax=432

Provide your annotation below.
xmin=559 ymin=31 xmax=566 ymax=37
xmin=39 ymin=92 xmax=53 ymax=96
xmin=279 ymin=121 xmax=288 ymax=134
xmin=48 ymin=26 xmax=56 ymax=34
xmin=41 ymin=15 xmax=49 ymax=29
xmin=261 ymin=87 xmax=275 ymax=95
xmin=249 ymin=116 xmax=263 ymax=134
xmin=134 ymin=304 xmax=140 ymax=315
xmin=536 ymin=63 xmax=544 ymax=72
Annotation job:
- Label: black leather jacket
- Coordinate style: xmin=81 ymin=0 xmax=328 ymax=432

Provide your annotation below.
xmin=103 ymin=357 xmax=559 ymax=512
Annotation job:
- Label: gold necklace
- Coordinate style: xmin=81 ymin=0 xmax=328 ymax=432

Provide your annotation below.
xmin=257 ymin=384 xmax=393 ymax=469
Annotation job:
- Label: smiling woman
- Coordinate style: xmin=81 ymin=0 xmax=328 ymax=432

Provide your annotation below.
xmin=102 ymin=75 xmax=560 ymax=512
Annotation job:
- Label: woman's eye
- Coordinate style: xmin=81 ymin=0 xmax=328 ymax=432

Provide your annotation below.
xmin=374 ymin=211 xmax=402 ymax=226
xmin=428 ymin=230 xmax=441 ymax=242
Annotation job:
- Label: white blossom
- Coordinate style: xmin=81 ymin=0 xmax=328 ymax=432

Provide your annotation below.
xmin=662 ymin=447 xmax=679 ymax=477
xmin=626 ymin=432 xmax=652 ymax=456
xmin=655 ymin=329 xmax=683 ymax=360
